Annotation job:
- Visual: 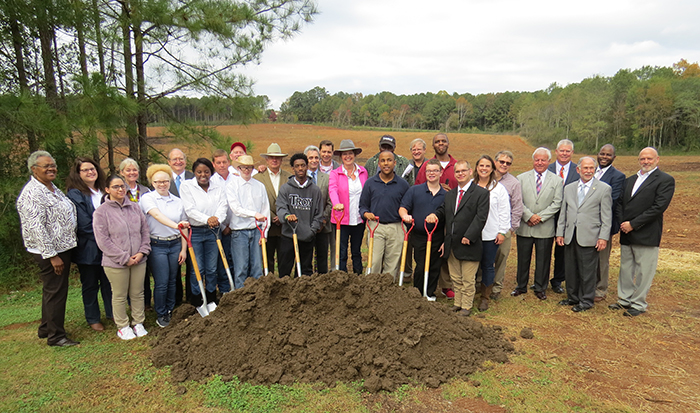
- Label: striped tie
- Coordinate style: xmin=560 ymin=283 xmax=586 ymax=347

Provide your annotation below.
xmin=536 ymin=173 xmax=542 ymax=194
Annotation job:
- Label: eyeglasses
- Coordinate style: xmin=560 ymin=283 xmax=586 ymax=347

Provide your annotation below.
xmin=110 ymin=185 xmax=126 ymax=190
xmin=425 ymin=169 xmax=441 ymax=174
xmin=80 ymin=167 xmax=96 ymax=173
xmin=34 ymin=163 xmax=57 ymax=170
xmin=152 ymin=180 xmax=170 ymax=185
xmin=498 ymin=160 xmax=512 ymax=166
xmin=454 ymin=169 xmax=470 ymax=174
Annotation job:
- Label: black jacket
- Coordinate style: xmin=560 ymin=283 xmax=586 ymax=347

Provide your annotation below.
xmin=434 ymin=182 xmax=489 ymax=261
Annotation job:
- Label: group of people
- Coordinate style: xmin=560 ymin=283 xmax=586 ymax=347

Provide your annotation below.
xmin=16 ymin=133 xmax=675 ymax=347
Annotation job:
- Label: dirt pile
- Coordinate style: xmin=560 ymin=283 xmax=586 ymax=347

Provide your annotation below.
xmin=151 ymin=271 xmax=515 ymax=392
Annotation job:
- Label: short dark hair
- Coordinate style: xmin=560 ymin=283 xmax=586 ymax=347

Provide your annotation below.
xmin=290 ymin=153 xmax=308 ymax=167
xmin=192 ymin=158 xmax=215 ymax=175
xmin=319 ymin=140 xmax=334 ymax=150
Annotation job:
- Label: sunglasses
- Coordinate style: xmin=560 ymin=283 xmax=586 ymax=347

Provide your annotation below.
xmin=498 ymin=160 xmax=512 ymax=166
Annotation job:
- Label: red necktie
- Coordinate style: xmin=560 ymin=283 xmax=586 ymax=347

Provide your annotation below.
xmin=559 ymin=166 xmax=565 ymax=179
xmin=456 ymin=189 xmax=464 ymax=212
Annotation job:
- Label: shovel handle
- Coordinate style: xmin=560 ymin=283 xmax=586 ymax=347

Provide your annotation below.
xmin=402 ymin=219 xmax=415 ymax=241
xmin=178 ymin=224 xmax=192 ymax=248
xmin=424 ymin=218 xmax=438 ymax=242
xmin=332 ymin=208 xmax=345 ymax=229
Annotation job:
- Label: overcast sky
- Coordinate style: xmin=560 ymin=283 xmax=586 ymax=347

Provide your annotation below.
xmin=238 ymin=0 xmax=700 ymax=109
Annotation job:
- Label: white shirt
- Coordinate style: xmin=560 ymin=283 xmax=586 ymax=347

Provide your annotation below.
xmin=632 ymin=167 xmax=657 ymax=196
xmin=179 ymin=179 xmax=228 ymax=226
xmin=226 ymin=176 xmax=270 ymax=236
xmin=556 ymin=161 xmax=570 ymax=179
xmin=482 ymin=182 xmax=511 ymax=241
xmin=268 ymin=169 xmax=282 ymax=195
xmin=344 ymin=164 xmax=363 ymax=225
xmin=319 ymin=162 xmax=334 ymax=174
xmin=211 ymin=172 xmax=240 ymax=227
xmin=456 ymin=180 xmax=473 ymax=212
xmin=140 ymin=191 xmax=186 ymax=238
xmin=534 ymin=170 xmax=548 ymax=187
xmin=578 ymin=179 xmax=592 ymax=200
xmin=89 ymin=187 xmax=102 ymax=210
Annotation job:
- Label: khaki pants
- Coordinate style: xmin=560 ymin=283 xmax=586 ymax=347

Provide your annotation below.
xmin=104 ymin=262 xmax=147 ymax=329
xmin=491 ymin=231 xmax=513 ymax=294
xmin=447 ymin=252 xmax=479 ymax=310
xmin=369 ymin=222 xmax=403 ymax=277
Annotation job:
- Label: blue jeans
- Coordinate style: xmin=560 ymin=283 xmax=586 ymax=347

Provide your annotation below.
xmin=231 ymin=228 xmax=262 ymax=289
xmin=216 ymin=230 xmax=233 ymax=293
xmin=480 ymin=239 xmax=500 ymax=286
xmin=149 ymin=238 xmax=180 ymax=318
xmin=340 ymin=224 xmax=365 ymax=274
xmin=189 ymin=227 xmax=225 ymax=295
xmin=77 ymin=264 xmax=112 ymax=324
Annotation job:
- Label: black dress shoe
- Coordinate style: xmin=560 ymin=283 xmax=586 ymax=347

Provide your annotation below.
xmin=558 ymin=299 xmax=578 ymax=306
xmin=572 ymin=305 xmax=591 ymax=312
xmin=623 ymin=308 xmax=645 ymax=317
xmin=49 ymin=337 xmax=80 ymax=347
xmin=529 ymin=284 xmax=536 ymax=290
xmin=608 ymin=303 xmax=631 ymax=310
xmin=38 ymin=332 xmax=48 ymax=339
xmin=551 ymin=285 xmax=565 ymax=294
xmin=535 ymin=291 xmax=547 ymax=300
xmin=511 ymin=289 xmax=527 ymax=297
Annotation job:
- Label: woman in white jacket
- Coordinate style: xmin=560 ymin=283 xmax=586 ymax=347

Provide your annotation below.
xmin=473 ymin=155 xmax=511 ymax=312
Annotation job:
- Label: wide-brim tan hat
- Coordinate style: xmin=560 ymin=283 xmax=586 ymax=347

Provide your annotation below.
xmin=232 ymin=155 xmax=255 ymax=168
xmin=333 ymin=139 xmax=362 ymax=156
xmin=260 ymin=143 xmax=287 ymax=158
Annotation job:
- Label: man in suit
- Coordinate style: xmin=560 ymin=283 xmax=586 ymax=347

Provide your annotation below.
xmin=547 ymin=139 xmax=579 ymax=294
xmin=254 ymin=143 xmax=291 ymax=274
xmin=427 ymin=160 xmax=489 ymax=316
xmin=556 ymin=157 xmax=612 ymax=312
xmin=167 ymin=148 xmax=194 ymax=304
xmin=594 ymin=144 xmax=626 ymax=302
xmin=304 ymin=145 xmax=333 ymax=273
xmin=512 ymin=147 xmax=563 ymax=300
xmin=610 ymin=147 xmax=675 ymax=317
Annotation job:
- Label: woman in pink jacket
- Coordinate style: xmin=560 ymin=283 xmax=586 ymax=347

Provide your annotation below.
xmin=93 ymin=174 xmax=151 ymax=341
xmin=328 ymin=140 xmax=368 ymax=274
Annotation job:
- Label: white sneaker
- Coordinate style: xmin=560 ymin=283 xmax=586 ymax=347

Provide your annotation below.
xmin=427 ymin=296 xmax=437 ymax=302
xmin=132 ymin=323 xmax=148 ymax=337
xmin=117 ymin=326 xmax=136 ymax=340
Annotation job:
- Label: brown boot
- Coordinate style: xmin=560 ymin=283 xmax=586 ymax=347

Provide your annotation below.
xmin=478 ymin=284 xmax=493 ymax=311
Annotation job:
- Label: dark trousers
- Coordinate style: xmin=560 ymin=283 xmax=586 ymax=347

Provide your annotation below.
xmin=313 ymin=232 xmax=329 ymax=274
xmin=143 ymin=265 xmax=152 ymax=308
xmin=551 ymin=243 xmax=566 ymax=288
xmin=266 ymin=235 xmax=281 ymax=274
xmin=340 ymin=224 xmax=365 ymax=274
xmin=175 ymin=255 xmax=193 ymax=306
xmin=279 ymin=235 xmax=315 ymax=277
xmin=565 ymin=234 xmax=599 ymax=308
xmin=77 ymin=263 xmax=112 ymax=324
xmin=34 ymin=249 xmax=73 ymax=345
xmin=217 ymin=231 xmax=234 ymax=287
xmin=411 ymin=232 xmax=443 ymax=298
xmin=516 ymin=236 xmax=553 ymax=293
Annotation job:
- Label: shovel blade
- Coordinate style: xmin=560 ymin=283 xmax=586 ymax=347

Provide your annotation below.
xmin=196 ymin=305 xmax=210 ymax=317
xmin=207 ymin=302 xmax=217 ymax=313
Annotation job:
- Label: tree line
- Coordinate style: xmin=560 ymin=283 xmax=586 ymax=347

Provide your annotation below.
xmin=278 ymin=59 xmax=700 ymax=153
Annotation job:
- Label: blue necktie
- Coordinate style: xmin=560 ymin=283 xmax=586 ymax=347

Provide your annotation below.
xmin=176 ymin=175 xmax=181 ymax=191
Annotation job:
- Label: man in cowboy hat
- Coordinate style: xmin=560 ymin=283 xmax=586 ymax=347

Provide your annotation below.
xmin=226 ymin=155 xmax=270 ymax=288
xmin=254 ymin=143 xmax=291 ymax=274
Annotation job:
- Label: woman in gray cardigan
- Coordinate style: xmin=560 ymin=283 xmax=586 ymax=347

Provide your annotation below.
xmin=93 ymin=175 xmax=151 ymax=341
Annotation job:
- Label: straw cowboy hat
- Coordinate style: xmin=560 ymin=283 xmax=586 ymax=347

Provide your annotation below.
xmin=260 ymin=143 xmax=287 ymax=158
xmin=232 ymin=155 xmax=255 ymax=169
xmin=333 ymin=139 xmax=363 ymax=156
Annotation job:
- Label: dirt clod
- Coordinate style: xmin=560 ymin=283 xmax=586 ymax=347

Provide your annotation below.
xmin=519 ymin=327 xmax=534 ymax=339
xmin=151 ymin=271 xmax=514 ymax=392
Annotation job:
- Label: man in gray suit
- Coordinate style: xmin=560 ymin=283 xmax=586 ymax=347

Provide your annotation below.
xmin=556 ymin=157 xmax=612 ymax=312
xmin=304 ymin=145 xmax=333 ymax=273
xmin=512 ymin=147 xmax=563 ymax=300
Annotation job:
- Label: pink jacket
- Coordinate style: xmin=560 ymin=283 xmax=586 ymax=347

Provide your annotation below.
xmin=93 ymin=197 xmax=151 ymax=268
xmin=328 ymin=164 xmax=368 ymax=225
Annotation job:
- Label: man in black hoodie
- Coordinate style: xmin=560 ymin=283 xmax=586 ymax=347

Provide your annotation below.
xmin=277 ymin=153 xmax=325 ymax=277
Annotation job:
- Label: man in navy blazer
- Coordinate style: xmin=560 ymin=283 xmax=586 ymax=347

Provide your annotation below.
xmin=610 ymin=147 xmax=675 ymax=317
xmin=594 ymin=144 xmax=626 ymax=302
xmin=547 ymin=139 xmax=579 ymax=293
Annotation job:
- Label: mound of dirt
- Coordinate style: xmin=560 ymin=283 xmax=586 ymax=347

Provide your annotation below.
xmin=151 ymin=271 xmax=514 ymax=392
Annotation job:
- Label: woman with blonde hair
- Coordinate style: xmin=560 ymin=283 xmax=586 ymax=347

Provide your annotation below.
xmin=139 ymin=164 xmax=189 ymax=328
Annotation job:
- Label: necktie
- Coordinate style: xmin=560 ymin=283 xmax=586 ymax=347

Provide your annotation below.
xmin=536 ymin=173 xmax=542 ymax=194
xmin=578 ymin=184 xmax=586 ymax=206
xmin=456 ymin=189 xmax=464 ymax=212
xmin=176 ymin=175 xmax=181 ymax=191
xmin=595 ymin=168 xmax=602 ymax=180
xmin=312 ymin=170 xmax=317 ymax=184
xmin=559 ymin=166 xmax=565 ymax=179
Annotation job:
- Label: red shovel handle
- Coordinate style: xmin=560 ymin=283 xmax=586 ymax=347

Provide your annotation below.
xmin=332 ymin=208 xmax=345 ymax=229
xmin=256 ymin=217 xmax=268 ymax=238
xmin=366 ymin=216 xmax=380 ymax=237
xmin=178 ymin=223 xmax=192 ymax=248
xmin=402 ymin=220 xmax=415 ymax=241
xmin=424 ymin=218 xmax=438 ymax=242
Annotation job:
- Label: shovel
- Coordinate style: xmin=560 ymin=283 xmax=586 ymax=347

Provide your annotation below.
xmin=288 ymin=219 xmax=302 ymax=278
xmin=178 ymin=225 xmax=216 ymax=317
xmin=211 ymin=226 xmax=235 ymax=291
xmin=365 ymin=217 xmax=380 ymax=275
xmin=332 ymin=208 xmax=345 ymax=271
xmin=398 ymin=219 xmax=415 ymax=286
xmin=256 ymin=218 xmax=269 ymax=276
xmin=423 ymin=218 xmax=439 ymax=299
